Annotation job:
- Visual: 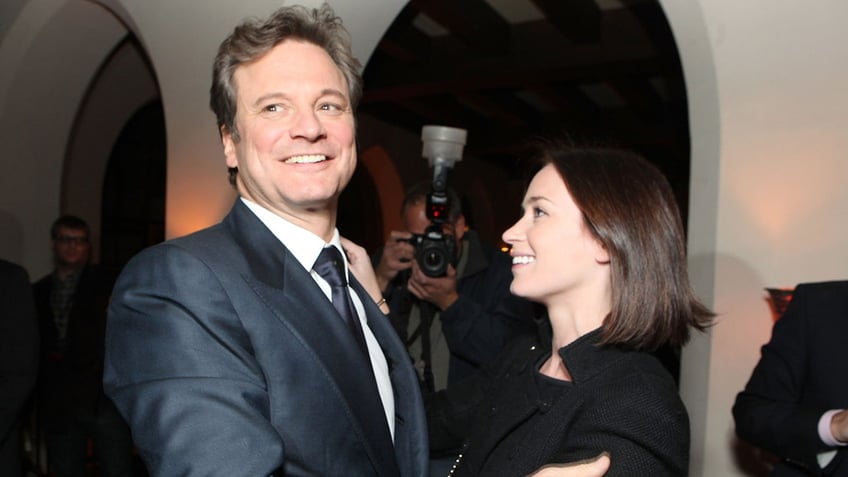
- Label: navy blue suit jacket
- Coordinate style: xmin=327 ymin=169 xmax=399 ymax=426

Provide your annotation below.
xmin=104 ymin=200 xmax=429 ymax=477
xmin=734 ymin=281 xmax=848 ymax=476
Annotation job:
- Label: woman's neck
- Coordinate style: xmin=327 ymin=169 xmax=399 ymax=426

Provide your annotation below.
xmin=539 ymin=285 xmax=610 ymax=381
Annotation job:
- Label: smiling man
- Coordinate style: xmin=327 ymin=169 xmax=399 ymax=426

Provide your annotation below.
xmin=102 ymin=5 xmax=427 ymax=476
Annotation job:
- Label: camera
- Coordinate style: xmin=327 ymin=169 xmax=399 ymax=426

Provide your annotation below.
xmin=406 ymin=125 xmax=467 ymax=277
xmin=405 ymin=206 xmax=456 ymax=278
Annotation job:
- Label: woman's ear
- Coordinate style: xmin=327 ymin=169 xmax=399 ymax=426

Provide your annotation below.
xmin=595 ymin=243 xmax=610 ymax=265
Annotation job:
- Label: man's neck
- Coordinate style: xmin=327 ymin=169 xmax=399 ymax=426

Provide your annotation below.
xmin=55 ymin=265 xmax=84 ymax=280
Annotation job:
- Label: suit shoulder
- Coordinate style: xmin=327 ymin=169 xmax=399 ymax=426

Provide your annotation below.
xmin=793 ymin=280 xmax=848 ymax=294
xmin=0 ymin=259 xmax=27 ymax=277
xmin=136 ymin=223 xmax=232 ymax=259
xmin=790 ymin=280 xmax=848 ymax=310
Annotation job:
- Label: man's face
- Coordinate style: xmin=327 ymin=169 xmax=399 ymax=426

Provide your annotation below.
xmin=402 ymin=199 xmax=466 ymax=249
xmin=222 ymin=40 xmax=357 ymax=225
xmin=52 ymin=226 xmax=90 ymax=270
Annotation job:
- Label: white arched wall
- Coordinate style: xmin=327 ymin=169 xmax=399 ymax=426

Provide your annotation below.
xmin=3 ymin=2 xmax=848 ymax=475
xmin=662 ymin=1 xmax=848 ymax=475
xmin=0 ymin=0 xmax=128 ymax=277
xmin=63 ymin=39 xmax=160 ymax=264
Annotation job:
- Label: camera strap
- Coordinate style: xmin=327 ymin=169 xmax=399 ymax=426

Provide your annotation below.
xmin=415 ymin=301 xmax=437 ymax=393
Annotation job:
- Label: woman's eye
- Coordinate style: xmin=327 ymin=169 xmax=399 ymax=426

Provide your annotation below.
xmin=532 ymin=207 xmax=545 ymax=218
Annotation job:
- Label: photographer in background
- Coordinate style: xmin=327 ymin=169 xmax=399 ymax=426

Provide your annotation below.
xmin=373 ymin=182 xmax=536 ymax=394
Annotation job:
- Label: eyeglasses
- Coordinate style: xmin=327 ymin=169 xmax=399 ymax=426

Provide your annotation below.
xmin=55 ymin=235 xmax=89 ymax=245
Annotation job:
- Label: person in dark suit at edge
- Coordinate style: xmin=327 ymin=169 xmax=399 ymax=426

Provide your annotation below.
xmin=734 ymin=281 xmax=848 ymax=476
xmin=0 ymin=259 xmax=39 ymax=477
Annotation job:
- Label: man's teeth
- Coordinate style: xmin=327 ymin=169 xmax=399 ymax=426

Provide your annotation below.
xmin=286 ymin=154 xmax=327 ymax=164
xmin=512 ymin=256 xmax=535 ymax=265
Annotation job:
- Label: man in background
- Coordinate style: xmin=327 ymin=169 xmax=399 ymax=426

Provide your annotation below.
xmin=33 ymin=215 xmax=134 ymax=477
xmin=734 ymin=280 xmax=848 ymax=476
xmin=0 ymin=259 xmax=39 ymax=476
xmin=374 ymin=182 xmax=536 ymax=393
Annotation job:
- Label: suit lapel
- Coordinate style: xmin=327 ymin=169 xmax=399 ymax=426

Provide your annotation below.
xmin=224 ymin=201 xmax=401 ymax=476
xmin=351 ymin=277 xmax=429 ymax=477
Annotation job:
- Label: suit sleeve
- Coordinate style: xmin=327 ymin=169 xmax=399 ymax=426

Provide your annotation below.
xmin=103 ymin=245 xmax=284 ymax=477
xmin=733 ymin=284 xmax=828 ymax=471
xmin=0 ymin=261 xmax=39 ymax=440
xmin=438 ymin=252 xmax=536 ymax=368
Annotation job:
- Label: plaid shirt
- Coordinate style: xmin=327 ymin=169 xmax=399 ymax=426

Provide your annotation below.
xmin=49 ymin=271 xmax=80 ymax=350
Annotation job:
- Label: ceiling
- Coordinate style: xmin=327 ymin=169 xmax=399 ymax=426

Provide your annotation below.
xmin=359 ymin=0 xmax=690 ymax=192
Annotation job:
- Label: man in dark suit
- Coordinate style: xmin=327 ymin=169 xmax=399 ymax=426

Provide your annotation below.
xmin=102 ymin=5 xmax=428 ymax=476
xmin=103 ymin=5 xmax=612 ymax=476
xmin=734 ymin=281 xmax=848 ymax=476
xmin=0 ymin=259 xmax=39 ymax=477
xmin=33 ymin=216 xmax=134 ymax=477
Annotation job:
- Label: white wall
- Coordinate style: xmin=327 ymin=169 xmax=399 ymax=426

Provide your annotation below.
xmin=662 ymin=1 xmax=848 ymax=475
xmin=0 ymin=0 xmax=127 ymax=276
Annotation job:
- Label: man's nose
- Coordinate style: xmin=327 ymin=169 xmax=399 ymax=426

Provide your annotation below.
xmin=290 ymin=109 xmax=325 ymax=140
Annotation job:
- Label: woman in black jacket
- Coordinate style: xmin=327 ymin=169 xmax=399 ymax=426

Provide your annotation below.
xmin=426 ymin=142 xmax=714 ymax=476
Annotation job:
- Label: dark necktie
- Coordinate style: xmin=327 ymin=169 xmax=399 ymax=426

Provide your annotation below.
xmin=313 ymin=246 xmax=369 ymax=356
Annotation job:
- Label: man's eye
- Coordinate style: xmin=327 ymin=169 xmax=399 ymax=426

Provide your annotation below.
xmin=320 ymin=103 xmax=342 ymax=112
xmin=264 ymin=104 xmax=279 ymax=112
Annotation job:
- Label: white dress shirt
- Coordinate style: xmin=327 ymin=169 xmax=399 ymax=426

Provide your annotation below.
xmin=242 ymin=198 xmax=396 ymax=439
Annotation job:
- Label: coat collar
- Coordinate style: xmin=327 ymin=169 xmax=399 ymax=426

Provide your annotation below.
xmin=222 ymin=200 xmax=402 ymax=476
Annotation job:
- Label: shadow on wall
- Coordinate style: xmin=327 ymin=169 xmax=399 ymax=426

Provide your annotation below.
xmin=0 ymin=210 xmax=26 ymax=263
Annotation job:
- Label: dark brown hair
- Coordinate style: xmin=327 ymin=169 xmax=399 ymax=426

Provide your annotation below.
xmin=529 ymin=140 xmax=713 ymax=350
xmin=50 ymin=215 xmax=90 ymax=240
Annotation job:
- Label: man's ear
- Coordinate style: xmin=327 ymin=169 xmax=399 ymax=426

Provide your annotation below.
xmin=221 ymin=125 xmax=238 ymax=168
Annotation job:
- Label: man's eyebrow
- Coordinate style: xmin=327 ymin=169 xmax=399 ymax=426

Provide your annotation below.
xmin=252 ymin=92 xmax=287 ymax=107
xmin=318 ymin=88 xmax=349 ymax=103
xmin=252 ymin=89 xmax=348 ymax=108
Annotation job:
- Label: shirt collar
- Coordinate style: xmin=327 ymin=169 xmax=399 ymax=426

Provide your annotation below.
xmin=240 ymin=197 xmax=345 ymax=274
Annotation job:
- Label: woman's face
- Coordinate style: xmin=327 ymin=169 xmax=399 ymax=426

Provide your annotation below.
xmin=502 ymin=164 xmax=609 ymax=306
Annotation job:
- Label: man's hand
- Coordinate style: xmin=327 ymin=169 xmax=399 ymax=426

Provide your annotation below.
xmin=375 ymin=231 xmax=415 ymax=292
xmin=527 ymin=453 xmax=610 ymax=477
xmin=407 ymin=260 xmax=459 ymax=311
xmin=831 ymin=409 xmax=848 ymax=443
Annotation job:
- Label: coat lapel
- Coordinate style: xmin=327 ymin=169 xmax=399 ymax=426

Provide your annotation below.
xmin=224 ymin=201 xmax=401 ymax=476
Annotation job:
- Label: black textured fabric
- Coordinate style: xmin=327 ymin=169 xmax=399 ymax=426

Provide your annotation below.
xmin=427 ymin=329 xmax=689 ymax=476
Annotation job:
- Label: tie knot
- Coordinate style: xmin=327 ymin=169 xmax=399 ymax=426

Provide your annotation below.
xmin=314 ymin=246 xmax=347 ymax=288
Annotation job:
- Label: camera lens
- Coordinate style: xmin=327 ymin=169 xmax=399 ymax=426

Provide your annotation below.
xmin=417 ymin=244 xmax=448 ymax=277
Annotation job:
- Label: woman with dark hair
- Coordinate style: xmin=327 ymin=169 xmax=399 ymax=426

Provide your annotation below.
xmin=426 ymin=142 xmax=714 ymax=476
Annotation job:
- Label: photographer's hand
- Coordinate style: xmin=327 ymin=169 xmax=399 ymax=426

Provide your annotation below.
xmin=341 ymin=237 xmax=390 ymax=315
xmin=407 ymin=261 xmax=459 ymax=311
xmin=375 ymin=231 xmax=415 ymax=292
